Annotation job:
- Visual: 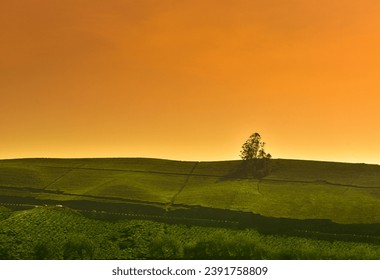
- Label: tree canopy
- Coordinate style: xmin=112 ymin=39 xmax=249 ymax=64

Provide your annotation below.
xmin=240 ymin=132 xmax=271 ymax=178
xmin=240 ymin=132 xmax=271 ymax=160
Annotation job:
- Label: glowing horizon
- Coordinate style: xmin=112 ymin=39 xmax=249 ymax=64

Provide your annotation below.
xmin=1 ymin=0 xmax=380 ymax=164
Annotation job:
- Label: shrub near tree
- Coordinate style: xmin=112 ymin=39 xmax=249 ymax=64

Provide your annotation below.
xmin=240 ymin=132 xmax=271 ymax=178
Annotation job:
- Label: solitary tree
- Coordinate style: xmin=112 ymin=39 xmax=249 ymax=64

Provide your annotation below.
xmin=240 ymin=132 xmax=271 ymax=177
xmin=240 ymin=133 xmax=271 ymax=160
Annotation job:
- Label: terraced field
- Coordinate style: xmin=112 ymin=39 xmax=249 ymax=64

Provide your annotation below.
xmin=2 ymin=157 xmax=380 ymax=259
xmin=1 ymin=158 xmax=380 ymax=224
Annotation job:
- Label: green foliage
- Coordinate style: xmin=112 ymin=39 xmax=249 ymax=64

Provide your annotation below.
xmin=1 ymin=207 xmax=380 ymax=260
xmin=63 ymin=235 xmax=95 ymax=260
xmin=149 ymin=235 xmax=183 ymax=259
xmin=34 ymin=240 xmax=58 ymax=260
xmin=182 ymin=231 xmax=264 ymax=260
xmin=0 ymin=207 xmax=11 ymax=221
xmin=0 ymin=234 xmax=14 ymax=260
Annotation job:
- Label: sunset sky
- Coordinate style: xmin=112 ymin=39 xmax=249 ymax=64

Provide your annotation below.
xmin=1 ymin=0 xmax=380 ymax=163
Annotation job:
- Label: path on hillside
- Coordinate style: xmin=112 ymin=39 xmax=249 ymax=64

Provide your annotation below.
xmin=168 ymin=161 xmax=199 ymax=207
xmin=43 ymin=167 xmax=77 ymax=190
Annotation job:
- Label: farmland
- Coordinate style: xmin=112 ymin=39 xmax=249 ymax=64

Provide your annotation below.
xmin=1 ymin=157 xmax=380 ymax=259
xmin=1 ymin=206 xmax=380 ymax=260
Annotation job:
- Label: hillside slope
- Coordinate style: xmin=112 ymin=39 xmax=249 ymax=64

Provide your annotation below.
xmin=0 ymin=158 xmax=380 ymax=223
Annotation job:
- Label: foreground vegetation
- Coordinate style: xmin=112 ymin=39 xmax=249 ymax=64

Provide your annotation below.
xmin=1 ymin=206 xmax=380 ymax=260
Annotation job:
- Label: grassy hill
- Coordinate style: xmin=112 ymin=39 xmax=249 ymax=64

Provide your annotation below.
xmin=1 ymin=157 xmax=380 ymax=224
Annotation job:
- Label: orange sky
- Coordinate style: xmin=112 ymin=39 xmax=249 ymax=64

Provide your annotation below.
xmin=1 ymin=0 xmax=380 ymax=163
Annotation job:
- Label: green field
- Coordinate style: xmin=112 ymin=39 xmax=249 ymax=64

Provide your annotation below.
xmin=1 ymin=157 xmax=380 ymax=259
xmin=1 ymin=157 xmax=380 ymax=223
xmin=1 ymin=206 xmax=380 ymax=260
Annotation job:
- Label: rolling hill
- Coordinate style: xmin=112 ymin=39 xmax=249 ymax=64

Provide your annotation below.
xmin=1 ymin=157 xmax=380 ymax=225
